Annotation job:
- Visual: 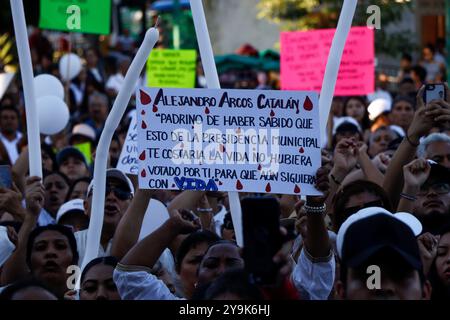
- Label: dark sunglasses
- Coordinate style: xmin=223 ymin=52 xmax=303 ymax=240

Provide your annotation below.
xmin=417 ymin=182 xmax=450 ymax=196
xmin=342 ymin=199 xmax=384 ymax=219
xmin=89 ymin=185 xmax=132 ymax=200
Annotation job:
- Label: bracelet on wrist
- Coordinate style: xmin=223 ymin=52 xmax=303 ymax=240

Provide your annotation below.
xmin=405 ymin=135 xmax=420 ymax=147
xmin=400 ymin=192 xmax=417 ymax=201
xmin=304 ymin=203 xmax=326 ymax=214
xmin=330 ymin=173 xmax=341 ymax=185
xmin=197 ymin=208 xmax=213 ymax=213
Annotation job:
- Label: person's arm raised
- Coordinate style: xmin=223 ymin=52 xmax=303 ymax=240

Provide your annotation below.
xmin=1 ymin=176 xmax=43 ymax=285
xmin=111 ymin=189 xmax=155 ymax=260
xmin=383 ymin=86 xmax=435 ymax=208
xmin=167 ymin=190 xmax=205 ymax=216
xmin=120 ymin=213 xmax=199 ymax=268
xmin=304 ymin=159 xmax=332 ymax=258
xmin=325 ymin=139 xmax=357 ymax=213
xmin=397 ymin=158 xmax=430 ymax=213
xmin=355 ymin=143 xmax=384 ymax=186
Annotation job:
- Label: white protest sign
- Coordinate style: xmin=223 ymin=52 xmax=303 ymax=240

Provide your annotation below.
xmin=138 ymin=199 xmax=170 ymax=241
xmin=117 ymin=112 xmax=138 ymax=175
xmin=137 ymin=88 xmax=321 ymax=195
xmin=0 ymin=72 xmax=15 ymax=101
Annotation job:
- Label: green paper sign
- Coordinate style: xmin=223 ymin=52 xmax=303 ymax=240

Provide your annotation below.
xmin=147 ymin=49 xmax=197 ymax=88
xmin=39 ymin=0 xmax=111 ymax=35
xmin=74 ymin=142 xmax=92 ymax=165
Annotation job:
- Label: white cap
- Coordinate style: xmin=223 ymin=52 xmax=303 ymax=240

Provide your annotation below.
xmin=336 ymin=207 xmax=422 ymax=259
xmin=367 ymin=89 xmax=393 ymax=104
xmin=332 ymin=116 xmax=362 ymax=135
xmin=368 ymin=98 xmax=391 ymax=121
xmin=71 ymin=123 xmax=97 ymax=142
xmin=86 ymin=168 xmax=135 ymax=198
xmin=389 ymin=125 xmax=405 ymax=138
xmin=56 ymin=199 xmax=85 ymax=223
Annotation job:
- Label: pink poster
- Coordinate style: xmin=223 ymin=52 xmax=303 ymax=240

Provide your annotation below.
xmin=281 ymin=26 xmax=375 ymax=96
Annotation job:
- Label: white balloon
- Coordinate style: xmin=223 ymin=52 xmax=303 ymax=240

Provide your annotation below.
xmin=37 ymin=96 xmax=70 ymax=135
xmin=34 ymin=74 xmax=64 ymax=99
xmin=59 ymin=53 xmax=82 ymax=81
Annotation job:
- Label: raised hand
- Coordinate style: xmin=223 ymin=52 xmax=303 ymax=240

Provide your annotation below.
xmin=24 ymin=176 xmax=45 ymax=217
xmin=0 ymin=184 xmax=25 ymax=221
xmin=372 ymin=152 xmax=391 ymax=173
xmin=331 ymin=138 xmax=358 ymax=182
xmin=402 ymin=158 xmax=431 ymax=191
xmin=195 ymin=194 xmax=215 ymax=232
xmin=417 ymin=232 xmax=440 ymax=275
xmin=355 ymin=141 xmax=368 ymax=157
xmin=407 ymin=86 xmax=442 ymax=144
xmin=170 ymin=209 xmax=201 ymax=235
xmin=425 ymin=99 xmax=450 ymax=129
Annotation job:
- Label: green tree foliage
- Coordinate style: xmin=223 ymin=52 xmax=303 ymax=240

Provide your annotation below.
xmin=257 ymin=0 xmax=416 ymax=57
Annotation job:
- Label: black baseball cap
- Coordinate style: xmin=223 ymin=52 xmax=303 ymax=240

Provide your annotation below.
xmin=337 ymin=207 xmax=423 ymax=271
xmin=56 ymin=147 xmax=88 ymax=168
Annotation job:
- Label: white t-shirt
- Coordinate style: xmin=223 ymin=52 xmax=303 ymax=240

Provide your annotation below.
xmin=291 ymin=247 xmax=335 ymax=300
xmin=0 ymin=131 xmax=22 ymax=164
xmin=434 ymin=53 xmax=446 ymax=67
xmin=291 ymin=232 xmax=337 ymax=300
xmin=113 ymin=264 xmax=183 ymax=300
xmin=106 ymin=73 xmax=125 ymax=94
xmin=89 ymin=68 xmax=103 ymax=83
xmin=37 ymin=208 xmax=56 ymax=227
xmin=423 ymin=61 xmax=441 ymax=82
xmin=74 ymin=229 xmax=113 ymax=266
xmin=0 ymin=225 xmax=15 ymax=268
xmin=213 ymin=205 xmax=227 ymax=236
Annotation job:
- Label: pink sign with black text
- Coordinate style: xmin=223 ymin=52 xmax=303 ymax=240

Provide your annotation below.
xmin=281 ymin=26 xmax=375 ymax=96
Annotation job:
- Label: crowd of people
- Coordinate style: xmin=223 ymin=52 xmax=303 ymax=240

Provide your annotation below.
xmin=0 ymin=26 xmax=450 ymax=301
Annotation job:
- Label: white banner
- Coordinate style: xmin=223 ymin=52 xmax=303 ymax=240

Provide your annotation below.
xmin=137 ymin=88 xmax=321 ymax=195
xmin=116 ymin=112 xmax=138 ymax=175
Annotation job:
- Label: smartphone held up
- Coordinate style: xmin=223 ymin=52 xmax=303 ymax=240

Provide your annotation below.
xmin=423 ymin=83 xmax=446 ymax=104
xmin=242 ymin=197 xmax=283 ymax=286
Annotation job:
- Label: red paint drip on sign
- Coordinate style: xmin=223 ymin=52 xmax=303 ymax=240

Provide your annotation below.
xmin=303 ymin=96 xmax=313 ymax=111
xmin=140 ymin=90 xmax=151 ymax=105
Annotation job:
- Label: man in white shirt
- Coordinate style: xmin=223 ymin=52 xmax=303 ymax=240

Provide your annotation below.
xmin=0 ymin=106 xmax=22 ymax=164
xmin=85 ymin=48 xmax=105 ymax=92
xmin=106 ymin=56 xmax=131 ymax=98
xmin=75 ymin=169 xmax=134 ymax=265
